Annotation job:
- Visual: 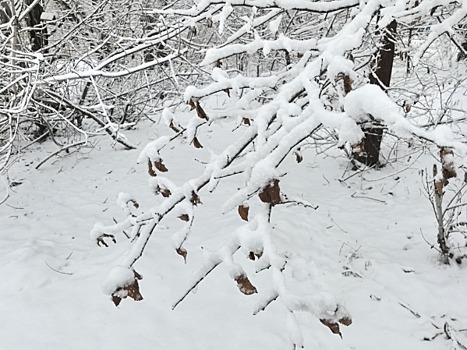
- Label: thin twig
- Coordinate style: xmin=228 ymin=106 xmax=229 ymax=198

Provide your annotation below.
xmin=44 ymin=261 xmax=73 ymax=275
xmin=172 ymin=261 xmax=221 ymax=310
xmin=35 ymin=140 xmax=87 ymax=169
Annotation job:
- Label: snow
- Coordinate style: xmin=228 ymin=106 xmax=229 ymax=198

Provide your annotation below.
xmin=3 ymin=122 xmax=467 ymax=349
xmin=103 ymin=266 xmax=136 ymax=295
xmin=5 ymin=0 xmax=467 ymax=346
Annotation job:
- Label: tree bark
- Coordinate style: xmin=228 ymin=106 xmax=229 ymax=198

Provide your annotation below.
xmin=24 ymin=0 xmax=48 ymax=52
xmin=353 ymin=20 xmax=396 ymax=167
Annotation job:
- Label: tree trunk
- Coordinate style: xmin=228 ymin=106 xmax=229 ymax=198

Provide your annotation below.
xmin=24 ymin=0 xmax=48 ymax=52
xmin=353 ymin=20 xmax=396 ymax=167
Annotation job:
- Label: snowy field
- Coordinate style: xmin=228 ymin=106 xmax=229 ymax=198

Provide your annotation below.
xmin=2 ymin=121 xmax=467 ymax=350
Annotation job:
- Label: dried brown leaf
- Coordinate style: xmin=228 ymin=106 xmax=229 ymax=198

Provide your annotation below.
xmin=320 ymin=319 xmax=341 ymax=337
xmin=440 ymin=147 xmax=456 ymax=180
xmin=188 ymin=99 xmax=197 ymax=110
xmin=112 ymin=295 xmax=122 ymax=306
xmin=155 ymin=185 xmax=171 ymax=197
xmin=238 ymin=205 xmax=249 ymax=221
xmin=295 ymin=150 xmax=303 ymax=163
xmin=339 ymin=317 xmax=352 ymax=326
xmin=258 ymin=179 xmax=282 ymax=206
xmin=154 ymin=159 xmax=168 ymax=172
xmin=178 ymin=214 xmax=190 ymax=222
xmin=111 ymin=270 xmax=144 ymax=306
xmin=223 ymin=88 xmax=231 ymax=97
xmin=190 ymin=191 xmax=202 ymax=206
xmin=248 ymin=251 xmax=263 ymax=261
xmin=97 ymin=233 xmax=116 ymax=247
xmin=193 ymin=137 xmax=203 ymax=149
xmin=176 ymin=247 xmax=188 ymax=263
xmin=195 ymin=102 xmax=209 ymax=120
xmin=404 ymin=101 xmax=411 ymax=113
xmin=169 ymin=121 xmax=180 ymax=133
xmin=343 ymin=74 xmax=352 ymax=95
xmin=130 ymin=200 xmax=139 ymax=209
xmin=435 ymin=179 xmax=444 ymax=195
xmin=147 ymin=158 xmax=157 ymax=177
xmin=235 ymin=274 xmax=257 ymax=295
xmin=242 ymin=117 xmax=251 ymax=126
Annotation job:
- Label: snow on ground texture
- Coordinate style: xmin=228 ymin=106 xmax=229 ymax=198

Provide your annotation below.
xmin=1 ymin=123 xmax=467 ymax=349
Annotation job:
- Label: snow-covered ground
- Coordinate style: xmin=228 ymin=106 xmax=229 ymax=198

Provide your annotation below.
xmin=2 ymin=122 xmax=467 ymax=349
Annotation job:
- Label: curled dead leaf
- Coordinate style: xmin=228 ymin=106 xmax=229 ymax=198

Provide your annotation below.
xmin=97 ymin=233 xmax=116 ymax=247
xmin=258 ymin=179 xmax=282 ymax=206
xmin=190 ymin=191 xmax=201 ymax=206
xmin=235 ymin=274 xmax=257 ymax=295
xmin=178 ymin=214 xmax=190 ymax=222
xmin=242 ymin=117 xmax=251 ymax=126
xmin=154 ymin=159 xmax=168 ymax=172
xmin=320 ymin=319 xmax=341 ymax=337
xmin=339 ymin=317 xmax=352 ymax=326
xmin=155 ymin=185 xmax=171 ymax=198
xmin=403 ymin=100 xmax=411 ymax=113
xmin=294 ymin=149 xmax=303 ymax=163
xmin=343 ymin=74 xmax=352 ymax=95
xmin=147 ymin=158 xmax=157 ymax=177
xmin=188 ymin=99 xmax=197 ymax=110
xmin=195 ymin=101 xmax=208 ymax=120
xmin=176 ymin=247 xmax=188 ymax=263
xmin=238 ymin=205 xmax=249 ymax=221
xmin=248 ymin=251 xmax=263 ymax=261
xmin=193 ymin=137 xmax=203 ymax=149
xmin=440 ymin=147 xmax=456 ymax=180
xmin=169 ymin=121 xmax=180 ymax=133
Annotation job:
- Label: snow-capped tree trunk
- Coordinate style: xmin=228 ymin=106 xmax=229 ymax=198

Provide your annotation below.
xmin=353 ymin=20 xmax=397 ymax=167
